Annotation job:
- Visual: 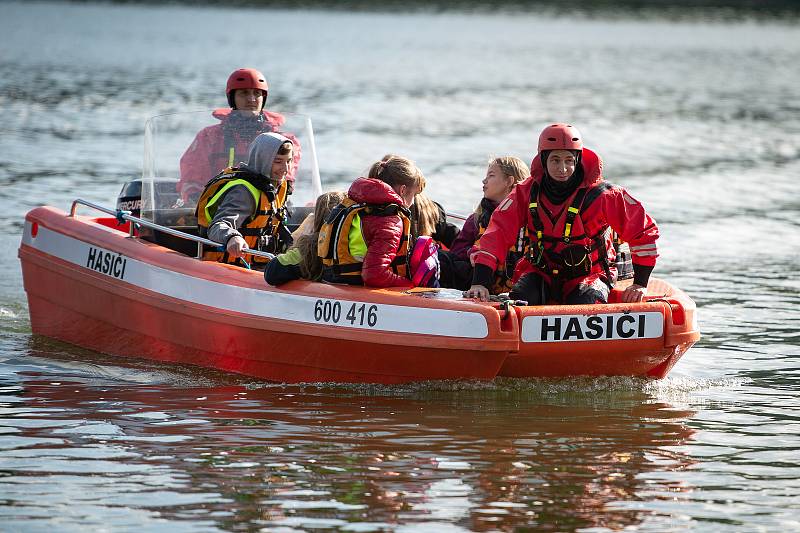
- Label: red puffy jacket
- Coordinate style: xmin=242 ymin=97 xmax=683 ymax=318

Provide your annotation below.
xmin=177 ymin=108 xmax=299 ymax=201
xmin=471 ymin=148 xmax=659 ymax=290
xmin=348 ymin=178 xmax=413 ymax=288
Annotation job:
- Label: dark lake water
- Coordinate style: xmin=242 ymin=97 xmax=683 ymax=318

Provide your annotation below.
xmin=1 ymin=1 xmax=799 ymax=531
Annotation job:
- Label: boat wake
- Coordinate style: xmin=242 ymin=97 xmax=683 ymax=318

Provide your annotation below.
xmin=7 ymin=351 xmax=232 ymax=388
xmin=233 ymin=374 xmax=750 ymax=401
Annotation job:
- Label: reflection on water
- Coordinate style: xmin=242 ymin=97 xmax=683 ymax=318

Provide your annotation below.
xmin=1 ymin=0 xmax=800 ymax=530
xmin=1 ymin=368 xmax=698 ymax=531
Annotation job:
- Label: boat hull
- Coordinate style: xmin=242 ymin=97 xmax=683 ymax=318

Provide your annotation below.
xmin=18 ymin=207 xmax=700 ymax=383
xmin=19 ymin=207 xmax=517 ymax=383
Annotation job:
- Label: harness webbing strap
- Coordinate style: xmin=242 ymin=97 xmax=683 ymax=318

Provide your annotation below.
xmin=562 ymin=188 xmax=588 ymax=242
xmin=526 ymin=180 xmax=616 ymax=280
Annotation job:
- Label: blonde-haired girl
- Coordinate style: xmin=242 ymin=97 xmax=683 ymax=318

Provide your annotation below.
xmin=264 ymin=191 xmax=347 ymax=286
xmin=441 ymin=156 xmax=530 ymax=291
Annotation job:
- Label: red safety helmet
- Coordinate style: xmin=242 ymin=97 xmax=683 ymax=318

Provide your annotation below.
xmin=226 ymin=68 xmax=269 ymax=109
xmin=538 ymin=123 xmax=583 ymax=152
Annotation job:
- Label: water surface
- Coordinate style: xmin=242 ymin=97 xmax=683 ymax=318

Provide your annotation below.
xmin=1 ymin=1 xmax=799 ymax=531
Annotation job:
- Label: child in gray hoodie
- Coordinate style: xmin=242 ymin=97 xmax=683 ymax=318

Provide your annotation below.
xmin=196 ymin=132 xmax=294 ymax=267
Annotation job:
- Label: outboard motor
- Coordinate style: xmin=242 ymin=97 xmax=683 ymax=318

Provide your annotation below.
xmin=116 ymin=179 xmax=144 ymax=217
xmin=116 ymin=178 xmax=185 ymax=217
xmin=116 ymin=178 xmax=199 ymax=256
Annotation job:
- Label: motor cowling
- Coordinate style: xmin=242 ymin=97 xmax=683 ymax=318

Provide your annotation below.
xmin=116 ymin=179 xmax=143 ymax=217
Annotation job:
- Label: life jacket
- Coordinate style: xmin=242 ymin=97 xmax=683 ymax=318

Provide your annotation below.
xmin=476 ymin=207 xmax=528 ymax=294
xmin=524 ymin=181 xmax=617 ymax=286
xmin=318 ymin=197 xmax=411 ymax=285
xmin=196 ymin=167 xmax=290 ymax=266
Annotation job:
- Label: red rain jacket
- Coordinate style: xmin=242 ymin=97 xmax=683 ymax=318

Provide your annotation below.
xmin=348 ymin=177 xmax=413 ymax=288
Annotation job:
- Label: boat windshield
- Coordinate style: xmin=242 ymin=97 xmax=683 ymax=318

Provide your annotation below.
xmin=139 ymin=109 xmax=321 ymax=225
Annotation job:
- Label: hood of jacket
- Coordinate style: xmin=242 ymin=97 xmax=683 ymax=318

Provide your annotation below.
xmin=348 ymin=177 xmax=406 ymax=206
xmin=529 ymin=147 xmax=604 ymax=188
xmin=240 ymin=132 xmax=291 ymax=179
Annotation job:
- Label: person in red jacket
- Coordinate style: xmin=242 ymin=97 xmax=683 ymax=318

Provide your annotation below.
xmin=465 ymin=123 xmax=659 ymax=305
xmin=177 ymin=68 xmax=299 ymax=202
xmin=319 ymin=155 xmax=424 ymax=288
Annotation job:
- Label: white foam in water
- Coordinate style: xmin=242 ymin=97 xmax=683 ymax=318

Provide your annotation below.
xmin=309 ymin=374 xmax=752 ymax=400
xmin=18 ymin=353 xmax=224 ymax=388
xmin=645 ymin=375 xmax=749 ymax=394
xmin=0 ymin=308 xmax=18 ymax=319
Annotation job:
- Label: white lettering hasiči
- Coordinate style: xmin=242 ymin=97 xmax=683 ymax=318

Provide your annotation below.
xmin=86 ymin=247 xmax=127 ymax=279
xmin=522 ymin=312 xmax=664 ymax=343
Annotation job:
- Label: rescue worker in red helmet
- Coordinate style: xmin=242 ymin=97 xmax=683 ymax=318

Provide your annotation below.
xmin=177 ymin=68 xmax=299 ymax=203
xmin=465 ymin=123 xmax=659 ymax=305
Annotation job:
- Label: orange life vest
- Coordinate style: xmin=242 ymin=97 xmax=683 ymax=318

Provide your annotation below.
xmin=196 ymin=167 xmax=289 ymax=267
xmin=318 ymin=197 xmax=411 ymax=284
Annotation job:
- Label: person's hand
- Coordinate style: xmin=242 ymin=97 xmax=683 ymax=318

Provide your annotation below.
xmin=621 ymin=283 xmax=647 ymax=303
xmin=291 ymin=213 xmax=315 ymax=240
xmin=226 ymin=236 xmax=247 ymax=258
xmin=464 ymin=284 xmax=490 ymax=302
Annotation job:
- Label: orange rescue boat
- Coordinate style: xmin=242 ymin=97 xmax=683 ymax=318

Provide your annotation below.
xmin=18 ymin=203 xmax=698 ymax=383
xmin=17 ymin=109 xmax=700 ymax=383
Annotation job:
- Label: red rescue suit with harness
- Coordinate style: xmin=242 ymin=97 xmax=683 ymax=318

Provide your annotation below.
xmin=178 ymin=109 xmax=300 ymax=202
xmin=472 ymin=148 xmax=659 ymax=299
xmin=474 ymin=203 xmax=527 ymax=294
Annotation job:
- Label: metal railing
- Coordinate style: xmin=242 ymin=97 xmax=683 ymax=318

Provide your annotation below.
xmin=446 ymin=211 xmax=468 ymax=223
xmin=69 ymin=198 xmax=275 ymax=262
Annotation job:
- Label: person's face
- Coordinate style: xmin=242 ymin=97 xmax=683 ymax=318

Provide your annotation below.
xmin=546 ymin=150 xmax=577 ymax=182
xmin=482 ymin=162 xmax=514 ymax=202
xmin=271 ymin=149 xmax=293 ymax=182
xmin=233 ymin=88 xmax=264 ymax=115
xmin=395 ymin=183 xmax=421 ymax=207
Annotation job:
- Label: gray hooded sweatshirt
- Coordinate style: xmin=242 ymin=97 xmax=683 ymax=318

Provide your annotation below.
xmin=207 ymin=132 xmax=291 ymax=246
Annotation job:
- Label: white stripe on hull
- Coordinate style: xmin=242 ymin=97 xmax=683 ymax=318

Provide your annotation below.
xmin=22 ymin=221 xmax=490 ymax=339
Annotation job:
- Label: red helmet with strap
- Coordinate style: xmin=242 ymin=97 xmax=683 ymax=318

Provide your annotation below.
xmin=538 ymin=123 xmax=583 ymax=152
xmin=226 ymin=68 xmax=269 ymax=108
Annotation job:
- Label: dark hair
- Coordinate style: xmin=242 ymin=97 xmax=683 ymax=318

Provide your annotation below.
xmin=277 ymin=141 xmax=293 ymax=156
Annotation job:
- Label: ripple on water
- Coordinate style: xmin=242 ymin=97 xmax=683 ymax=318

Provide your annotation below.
xmin=0 ymin=2 xmax=799 ymax=531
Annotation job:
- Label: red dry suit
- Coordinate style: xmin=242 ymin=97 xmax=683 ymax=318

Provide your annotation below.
xmin=177 ymin=108 xmax=300 ymax=201
xmin=471 ymin=148 xmax=659 ymax=297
